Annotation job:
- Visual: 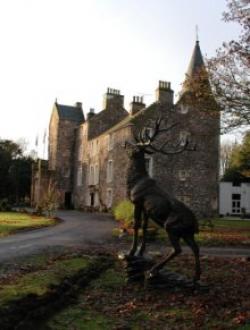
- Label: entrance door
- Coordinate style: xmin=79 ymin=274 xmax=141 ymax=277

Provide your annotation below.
xmin=90 ymin=193 xmax=95 ymax=207
xmin=64 ymin=192 xmax=72 ymax=209
xmin=232 ymin=193 xmax=241 ymax=214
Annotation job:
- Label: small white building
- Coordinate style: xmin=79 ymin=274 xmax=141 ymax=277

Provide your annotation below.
xmin=219 ymin=182 xmax=250 ymax=216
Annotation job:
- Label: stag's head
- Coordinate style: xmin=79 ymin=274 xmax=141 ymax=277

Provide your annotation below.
xmin=124 ymin=116 xmax=195 ymax=158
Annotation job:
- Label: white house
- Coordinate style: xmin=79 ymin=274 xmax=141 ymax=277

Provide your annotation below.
xmin=219 ymin=182 xmax=250 ymax=216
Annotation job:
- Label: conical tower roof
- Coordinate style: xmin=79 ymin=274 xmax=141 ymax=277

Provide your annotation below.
xmin=186 ymin=40 xmax=204 ymax=77
xmin=181 ymin=40 xmax=206 ymax=95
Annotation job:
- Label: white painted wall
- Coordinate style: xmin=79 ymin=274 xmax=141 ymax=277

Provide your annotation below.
xmin=219 ymin=182 xmax=250 ymax=216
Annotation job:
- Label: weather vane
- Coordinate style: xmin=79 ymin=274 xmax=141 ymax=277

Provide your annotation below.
xmin=195 ymin=25 xmax=199 ymax=42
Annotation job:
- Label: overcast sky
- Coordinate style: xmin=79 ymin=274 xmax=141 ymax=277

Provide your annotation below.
xmin=0 ymin=0 xmax=241 ymax=156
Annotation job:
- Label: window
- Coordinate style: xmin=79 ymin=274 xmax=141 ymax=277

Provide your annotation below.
xmin=178 ymin=169 xmax=190 ymax=181
xmin=145 ymin=156 xmax=153 ymax=177
xmin=89 ymin=165 xmax=94 ymax=185
xmin=232 ymin=193 xmax=241 ymax=214
xmin=179 ymin=131 xmax=190 ymax=146
xmin=106 ymin=189 xmax=113 ymax=208
xmin=143 ymin=127 xmax=153 ymax=139
xmin=62 ymin=167 xmax=71 ymax=178
xmin=90 ymin=141 xmax=94 ymax=154
xmin=96 ymin=140 xmax=99 ymax=154
xmin=107 ymin=160 xmax=113 ymax=182
xmin=77 ymin=166 xmax=82 ymax=186
xmin=108 ymin=134 xmax=114 ymax=151
xmin=94 ymin=164 xmax=99 ymax=185
xmin=78 ymin=143 xmax=83 ymax=161
xmin=178 ymin=195 xmax=191 ymax=206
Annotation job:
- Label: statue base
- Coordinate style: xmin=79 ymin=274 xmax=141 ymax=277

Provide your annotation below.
xmin=118 ymin=253 xmax=209 ymax=292
xmin=118 ymin=253 xmax=154 ymax=283
xmin=145 ymin=270 xmax=209 ymax=292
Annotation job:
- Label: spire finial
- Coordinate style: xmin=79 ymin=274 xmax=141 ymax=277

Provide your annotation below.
xmin=195 ymin=25 xmax=199 ymax=42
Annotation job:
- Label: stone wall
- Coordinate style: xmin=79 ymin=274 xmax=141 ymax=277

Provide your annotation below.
xmin=72 ymin=96 xmax=219 ymax=217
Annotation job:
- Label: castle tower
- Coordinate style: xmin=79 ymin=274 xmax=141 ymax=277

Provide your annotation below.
xmin=48 ymin=100 xmax=85 ymax=208
xmin=174 ymin=40 xmax=220 ymax=216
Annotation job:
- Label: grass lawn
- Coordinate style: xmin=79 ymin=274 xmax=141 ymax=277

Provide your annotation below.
xmin=0 ymin=212 xmax=58 ymax=237
xmin=117 ymin=217 xmax=250 ymax=248
xmin=0 ymin=256 xmax=91 ymax=307
xmin=0 ymin=249 xmax=250 ymax=329
xmin=45 ymin=255 xmax=250 ymax=330
xmin=197 ymin=218 xmax=250 ymax=247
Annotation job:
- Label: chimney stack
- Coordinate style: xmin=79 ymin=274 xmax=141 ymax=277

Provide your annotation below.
xmin=87 ymin=108 xmax=95 ymax=120
xmin=130 ymin=96 xmax=145 ymax=115
xmin=75 ymin=102 xmax=82 ymax=109
xmin=103 ymin=88 xmax=124 ymax=110
xmin=155 ymin=81 xmax=174 ymax=105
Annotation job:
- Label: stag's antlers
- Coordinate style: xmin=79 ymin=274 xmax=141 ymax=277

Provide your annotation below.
xmin=133 ymin=116 xmax=196 ymax=155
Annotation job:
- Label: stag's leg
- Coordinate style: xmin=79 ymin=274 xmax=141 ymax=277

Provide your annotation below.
xmin=149 ymin=231 xmax=182 ymax=276
xmin=128 ymin=204 xmax=142 ymax=256
xmin=183 ymin=234 xmax=201 ymax=282
xmin=137 ymin=211 xmax=148 ymax=256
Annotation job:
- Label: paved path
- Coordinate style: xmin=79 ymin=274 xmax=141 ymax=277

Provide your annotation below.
xmin=0 ymin=211 xmax=116 ymax=262
xmin=0 ymin=210 xmax=249 ymax=263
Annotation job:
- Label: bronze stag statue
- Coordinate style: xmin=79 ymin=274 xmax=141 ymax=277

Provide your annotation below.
xmin=125 ymin=117 xmax=201 ymax=282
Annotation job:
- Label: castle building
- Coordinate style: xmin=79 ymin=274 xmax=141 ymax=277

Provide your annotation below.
xmin=31 ymin=41 xmax=220 ymax=217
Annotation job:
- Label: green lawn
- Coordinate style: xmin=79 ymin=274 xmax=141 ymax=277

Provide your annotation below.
xmin=46 ymin=256 xmax=250 ymax=330
xmin=0 ymin=212 xmax=57 ymax=237
xmin=0 ymin=251 xmax=250 ymax=329
xmin=115 ymin=217 xmax=250 ymax=248
xmin=201 ymin=218 xmax=250 ymax=229
xmin=0 ymin=256 xmax=91 ymax=307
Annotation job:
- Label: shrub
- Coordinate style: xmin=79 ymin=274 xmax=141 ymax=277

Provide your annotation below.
xmin=34 ymin=181 xmax=59 ymax=217
xmin=0 ymin=198 xmax=12 ymax=211
xmin=113 ymin=200 xmax=134 ymax=228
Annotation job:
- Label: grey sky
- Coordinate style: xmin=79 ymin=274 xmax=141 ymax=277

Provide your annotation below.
xmin=0 ymin=0 xmax=241 ymax=154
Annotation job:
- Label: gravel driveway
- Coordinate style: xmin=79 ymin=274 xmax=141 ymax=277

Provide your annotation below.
xmin=0 ymin=211 xmax=116 ymax=262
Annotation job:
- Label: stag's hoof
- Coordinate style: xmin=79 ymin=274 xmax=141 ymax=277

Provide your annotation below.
xmin=145 ymin=269 xmax=160 ymax=280
xmin=118 ymin=252 xmax=137 ymax=261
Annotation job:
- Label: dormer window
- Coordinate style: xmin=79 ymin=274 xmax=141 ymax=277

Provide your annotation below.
xmin=180 ymin=104 xmax=189 ymax=114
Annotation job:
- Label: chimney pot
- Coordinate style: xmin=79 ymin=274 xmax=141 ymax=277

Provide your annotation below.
xmin=103 ymin=87 xmax=124 ymax=110
xmin=155 ymin=80 xmax=173 ymax=105
xmin=130 ymin=95 xmax=145 ymax=115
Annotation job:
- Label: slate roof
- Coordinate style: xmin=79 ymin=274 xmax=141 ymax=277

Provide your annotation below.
xmin=105 ymin=102 xmax=161 ymax=134
xmin=56 ymin=103 xmax=85 ymax=122
xmin=186 ymin=41 xmax=204 ymax=78
xmin=87 ymin=107 xmax=128 ymax=139
xmin=179 ymin=40 xmax=208 ymax=97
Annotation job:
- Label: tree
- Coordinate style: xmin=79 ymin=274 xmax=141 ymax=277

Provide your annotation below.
xmin=186 ymin=0 xmax=250 ymax=132
xmin=220 ymin=141 xmax=239 ymax=175
xmin=208 ymin=0 xmax=250 ymax=131
xmin=0 ymin=139 xmax=32 ymax=203
xmin=222 ymin=130 xmax=250 ymax=180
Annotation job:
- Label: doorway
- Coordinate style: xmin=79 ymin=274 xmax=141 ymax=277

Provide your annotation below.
xmin=232 ymin=193 xmax=241 ymax=214
xmin=64 ymin=192 xmax=72 ymax=209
